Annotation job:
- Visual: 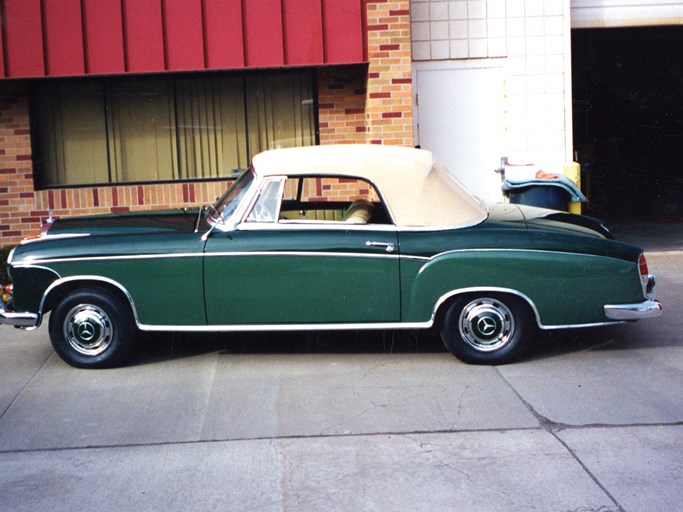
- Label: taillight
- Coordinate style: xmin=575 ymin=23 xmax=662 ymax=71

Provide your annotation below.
xmin=638 ymin=254 xmax=649 ymax=276
xmin=639 ymin=254 xmax=656 ymax=299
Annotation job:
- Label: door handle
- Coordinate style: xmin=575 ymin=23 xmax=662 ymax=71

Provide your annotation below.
xmin=365 ymin=241 xmax=396 ymax=253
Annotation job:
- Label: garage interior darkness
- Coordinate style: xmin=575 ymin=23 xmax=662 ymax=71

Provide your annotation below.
xmin=572 ymin=25 xmax=683 ymax=221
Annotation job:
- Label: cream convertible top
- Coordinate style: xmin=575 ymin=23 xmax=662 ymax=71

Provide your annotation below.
xmin=251 ymin=145 xmax=487 ymax=229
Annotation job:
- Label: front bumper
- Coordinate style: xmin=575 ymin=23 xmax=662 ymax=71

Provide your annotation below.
xmin=0 ymin=305 xmax=39 ymax=328
xmin=604 ymin=299 xmax=662 ymax=321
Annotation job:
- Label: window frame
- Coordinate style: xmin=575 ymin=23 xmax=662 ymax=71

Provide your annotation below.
xmin=237 ymin=174 xmax=396 ymax=230
xmin=29 ymin=69 xmax=319 ymax=190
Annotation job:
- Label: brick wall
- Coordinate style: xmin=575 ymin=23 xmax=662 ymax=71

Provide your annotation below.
xmin=0 ymin=87 xmax=40 ymax=245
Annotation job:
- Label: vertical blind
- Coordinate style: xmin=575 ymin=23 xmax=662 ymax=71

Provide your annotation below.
xmin=32 ymin=71 xmax=316 ymax=188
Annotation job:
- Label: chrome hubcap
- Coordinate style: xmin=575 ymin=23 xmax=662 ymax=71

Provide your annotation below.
xmin=64 ymin=305 xmax=112 ymax=356
xmin=459 ymin=298 xmax=514 ymax=352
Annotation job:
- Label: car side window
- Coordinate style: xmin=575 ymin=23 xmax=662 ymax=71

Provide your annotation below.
xmin=278 ymin=176 xmax=391 ymax=225
xmin=245 ymin=179 xmax=284 ymax=223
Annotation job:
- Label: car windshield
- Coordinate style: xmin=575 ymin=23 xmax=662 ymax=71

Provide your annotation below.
xmin=207 ymin=168 xmax=256 ymax=225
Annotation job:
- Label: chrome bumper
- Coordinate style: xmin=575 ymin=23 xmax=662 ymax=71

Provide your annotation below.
xmin=604 ymin=300 xmax=662 ymax=321
xmin=0 ymin=305 xmax=39 ymax=328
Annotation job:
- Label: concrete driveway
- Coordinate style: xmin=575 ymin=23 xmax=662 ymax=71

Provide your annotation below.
xmin=1 ymin=251 xmax=681 ymax=511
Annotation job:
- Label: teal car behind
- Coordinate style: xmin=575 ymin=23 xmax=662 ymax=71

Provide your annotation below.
xmin=0 ymin=145 xmax=662 ymax=368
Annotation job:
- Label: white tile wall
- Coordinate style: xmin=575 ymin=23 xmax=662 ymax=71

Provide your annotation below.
xmin=411 ymin=0 xmax=572 ymax=171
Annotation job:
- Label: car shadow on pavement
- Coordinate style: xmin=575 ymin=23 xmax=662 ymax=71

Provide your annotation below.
xmin=134 ymin=329 xmax=448 ymax=366
xmin=524 ymin=323 xmax=674 ymax=363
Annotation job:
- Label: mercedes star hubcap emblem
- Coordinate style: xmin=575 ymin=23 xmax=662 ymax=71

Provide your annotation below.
xmin=77 ymin=322 xmax=96 ymax=341
xmin=477 ymin=316 xmax=497 ymax=336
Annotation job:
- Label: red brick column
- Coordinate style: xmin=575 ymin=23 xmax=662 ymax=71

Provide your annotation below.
xmin=318 ymin=0 xmax=413 ymax=147
xmin=365 ymin=0 xmax=413 ymax=146
xmin=0 ymin=87 xmax=42 ymax=245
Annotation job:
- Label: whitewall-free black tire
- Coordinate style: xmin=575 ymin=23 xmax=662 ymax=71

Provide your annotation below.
xmin=48 ymin=287 xmax=136 ymax=369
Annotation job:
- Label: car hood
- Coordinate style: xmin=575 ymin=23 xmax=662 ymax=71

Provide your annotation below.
xmin=43 ymin=209 xmax=201 ymax=237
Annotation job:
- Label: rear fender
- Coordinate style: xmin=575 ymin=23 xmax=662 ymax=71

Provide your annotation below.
xmin=401 ymin=249 xmax=643 ymax=327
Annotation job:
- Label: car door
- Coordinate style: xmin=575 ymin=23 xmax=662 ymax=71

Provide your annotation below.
xmin=203 ymin=176 xmax=400 ymax=325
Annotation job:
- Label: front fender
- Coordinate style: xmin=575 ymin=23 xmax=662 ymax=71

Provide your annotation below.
xmin=400 ymin=249 xmax=644 ymax=327
xmin=9 ymin=265 xmax=61 ymax=313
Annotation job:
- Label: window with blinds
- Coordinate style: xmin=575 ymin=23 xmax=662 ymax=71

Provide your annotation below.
xmin=31 ymin=71 xmax=316 ymax=188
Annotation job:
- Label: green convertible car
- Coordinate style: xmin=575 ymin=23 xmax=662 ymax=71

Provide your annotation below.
xmin=0 ymin=145 xmax=662 ymax=368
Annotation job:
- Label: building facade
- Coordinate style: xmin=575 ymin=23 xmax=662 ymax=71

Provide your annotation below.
xmin=1 ymin=0 xmax=681 ymax=245
xmin=0 ymin=0 xmax=412 ymax=245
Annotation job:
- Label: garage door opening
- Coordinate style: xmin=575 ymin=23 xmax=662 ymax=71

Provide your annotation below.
xmin=572 ymin=26 xmax=683 ymax=221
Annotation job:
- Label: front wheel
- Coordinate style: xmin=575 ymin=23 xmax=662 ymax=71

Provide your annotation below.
xmin=48 ymin=288 xmax=136 ymax=369
xmin=440 ymin=294 xmax=535 ymax=365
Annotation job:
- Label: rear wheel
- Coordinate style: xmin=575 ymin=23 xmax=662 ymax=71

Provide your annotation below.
xmin=48 ymin=288 xmax=136 ymax=369
xmin=440 ymin=294 xmax=535 ymax=364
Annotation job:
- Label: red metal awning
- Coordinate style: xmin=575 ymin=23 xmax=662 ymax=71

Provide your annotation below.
xmin=0 ymin=0 xmax=367 ymax=79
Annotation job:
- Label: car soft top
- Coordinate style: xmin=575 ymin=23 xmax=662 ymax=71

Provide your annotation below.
xmin=252 ymin=144 xmax=488 ymax=229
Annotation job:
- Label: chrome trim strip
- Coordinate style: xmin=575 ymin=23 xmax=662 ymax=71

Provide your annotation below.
xmin=539 ymin=320 xmax=625 ymax=330
xmin=427 ymin=286 xmax=627 ymax=331
xmin=6 ymin=264 xmax=61 ymax=277
xmin=401 ymin=255 xmax=431 ymax=262
xmin=15 ymin=253 xmax=205 ymax=266
xmin=237 ymin=222 xmax=398 ymax=232
xmin=429 ymin=286 xmax=543 ymax=327
xmin=235 ymin=220 xmax=486 ymax=232
xmin=20 ymin=233 xmax=91 ymax=245
xmin=137 ymin=321 xmax=433 ymax=333
xmin=604 ymin=300 xmax=662 ymax=321
xmin=18 ymin=250 xmax=407 ymax=266
xmin=6 ymin=246 xmax=16 ymax=266
xmin=422 ymin=247 xmax=630 ymax=262
xmin=138 ymin=319 xmax=624 ymax=334
xmin=205 ymin=251 xmax=400 ymax=260
xmin=394 ymin=218 xmax=485 ymax=232
xmin=37 ymin=275 xmax=142 ymax=326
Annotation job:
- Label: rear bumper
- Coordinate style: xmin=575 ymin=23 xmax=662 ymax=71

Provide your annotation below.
xmin=604 ymin=299 xmax=662 ymax=321
xmin=0 ymin=306 xmax=39 ymax=328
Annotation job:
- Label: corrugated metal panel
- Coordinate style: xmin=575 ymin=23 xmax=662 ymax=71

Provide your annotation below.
xmin=323 ymin=0 xmax=365 ymax=63
xmin=82 ymin=0 xmax=126 ymax=75
xmin=43 ymin=0 xmax=85 ymax=75
xmin=0 ymin=0 xmax=366 ymax=79
xmin=283 ymin=0 xmax=324 ymax=65
xmin=122 ymin=0 xmax=165 ymax=72
xmin=163 ymin=0 xmax=205 ymax=71
xmin=243 ymin=0 xmax=285 ymax=67
xmin=203 ymin=0 xmax=245 ymax=69
xmin=3 ymin=0 xmax=45 ymax=77
xmin=572 ymin=1 xmax=683 ymax=28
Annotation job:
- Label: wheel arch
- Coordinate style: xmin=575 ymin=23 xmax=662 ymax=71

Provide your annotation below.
xmin=431 ymin=287 xmax=542 ymax=330
xmin=40 ymin=276 xmax=140 ymax=326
